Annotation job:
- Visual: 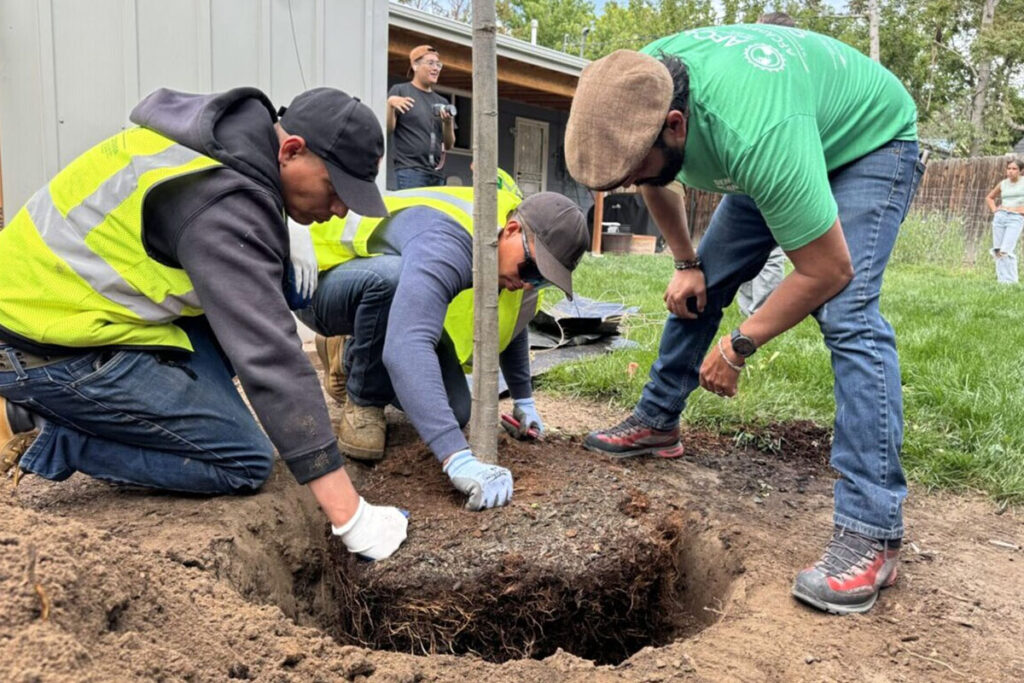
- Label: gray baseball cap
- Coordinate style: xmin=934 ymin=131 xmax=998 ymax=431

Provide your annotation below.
xmin=279 ymin=87 xmax=388 ymax=217
xmin=515 ymin=192 xmax=589 ymax=300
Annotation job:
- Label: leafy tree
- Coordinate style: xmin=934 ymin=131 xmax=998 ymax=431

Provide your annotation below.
xmin=497 ymin=0 xmax=596 ymax=53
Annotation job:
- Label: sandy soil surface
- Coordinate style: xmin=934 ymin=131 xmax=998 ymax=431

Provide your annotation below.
xmin=2 ymin=387 xmax=1022 ymax=682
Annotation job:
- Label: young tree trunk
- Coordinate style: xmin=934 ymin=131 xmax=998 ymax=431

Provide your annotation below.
xmin=469 ymin=0 xmax=500 ymax=464
xmin=969 ymin=0 xmax=999 ymax=156
xmin=867 ymin=0 xmax=880 ymax=62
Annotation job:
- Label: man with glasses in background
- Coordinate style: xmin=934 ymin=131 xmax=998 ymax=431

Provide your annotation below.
xmin=387 ymin=45 xmax=456 ymax=189
xmin=291 ymin=187 xmax=589 ymax=510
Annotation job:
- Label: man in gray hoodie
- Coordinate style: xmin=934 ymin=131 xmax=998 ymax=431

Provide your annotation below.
xmin=0 ymin=87 xmax=407 ymax=561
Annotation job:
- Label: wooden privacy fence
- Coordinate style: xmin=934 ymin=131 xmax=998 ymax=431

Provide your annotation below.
xmin=910 ymin=155 xmax=1016 ymax=245
xmin=679 ymin=154 xmax=1018 ymax=246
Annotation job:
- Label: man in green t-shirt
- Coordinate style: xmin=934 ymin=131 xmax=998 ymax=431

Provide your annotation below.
xmin=565 ymin=24 xmax=924 ymax=615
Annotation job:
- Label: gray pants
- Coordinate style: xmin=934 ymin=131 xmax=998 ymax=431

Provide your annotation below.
xmin=991 ymin=210 xmax=1024 ymax=284
xmin=737 ymin=246 xmax=786 ymax=316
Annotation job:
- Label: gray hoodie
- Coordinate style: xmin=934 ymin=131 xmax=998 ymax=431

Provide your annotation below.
xmin=130 ymin=87 xmax=341 ymax=484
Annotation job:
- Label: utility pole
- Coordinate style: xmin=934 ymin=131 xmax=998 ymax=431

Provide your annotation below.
xmin=867 ymin=0 xmax=880 ymax=62
xmin=469 ymin=0 xmax=500 ymax=464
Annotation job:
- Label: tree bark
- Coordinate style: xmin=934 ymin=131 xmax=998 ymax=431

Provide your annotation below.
xmin=969 ymin=0 xmax=999 ymax=157
xmin=867 ymin=0 xmax=880 ymax=62
xmin=469 ymin=0 xmax=500 ymax=464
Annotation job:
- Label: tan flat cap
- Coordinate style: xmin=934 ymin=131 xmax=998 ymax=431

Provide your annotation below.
xmin=566 ymin=50 xmax=673 ymax=190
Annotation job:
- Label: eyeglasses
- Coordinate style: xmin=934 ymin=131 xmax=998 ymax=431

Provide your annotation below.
xmin=518 ymin=228 xmax=549 ymax=288
xmin=417 ymin=60 xmax=443 ymax=69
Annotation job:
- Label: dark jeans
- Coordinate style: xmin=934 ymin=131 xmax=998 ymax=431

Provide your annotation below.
xmin=0 ymin=318 xmax=274 ymax=494
xmin=394 ymin=167 xmax=445 ymax=190
xmin=635 ymin=139 xmax=925 ymax=540
xmin=297 ymin=256 xmax=470 ymax=425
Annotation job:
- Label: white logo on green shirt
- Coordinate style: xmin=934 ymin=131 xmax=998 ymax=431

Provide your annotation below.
xmin=745 ymin=44 xmax=786 ymax=72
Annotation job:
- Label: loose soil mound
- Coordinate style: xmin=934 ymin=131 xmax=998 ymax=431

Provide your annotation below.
xmin=1 ymin=392 xmax=1022 ymax=682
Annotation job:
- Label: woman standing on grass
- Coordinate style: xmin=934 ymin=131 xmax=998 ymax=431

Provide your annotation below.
xmin=986 ymin=158 xmax=1024 ymax=284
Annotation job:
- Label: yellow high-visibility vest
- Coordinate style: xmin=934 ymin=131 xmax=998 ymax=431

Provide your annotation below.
xmin=310 ymin=186 xmax=538 ymax=367
xmin=0 ymin=127 xmax=224 ymax=351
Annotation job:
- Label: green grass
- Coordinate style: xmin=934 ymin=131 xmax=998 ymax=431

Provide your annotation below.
xmin=537 ymin=213 xmax=1024 ymax=503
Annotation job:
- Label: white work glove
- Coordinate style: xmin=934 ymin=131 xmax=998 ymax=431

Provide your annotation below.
xmin=331 ymin=497 xmax=409 ymax=561
xmin=443 ymin=450 xmax=513 ymax=511
xmin=286 ymin=219 xmax=318 ymax=308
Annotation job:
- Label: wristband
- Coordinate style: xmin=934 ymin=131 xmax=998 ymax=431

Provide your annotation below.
xmin=673 ymin=258 xmax=702 ymax=271
xmin=717 ymin=338 xmax=744 ymax=373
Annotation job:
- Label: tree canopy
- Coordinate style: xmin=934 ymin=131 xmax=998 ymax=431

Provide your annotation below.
xmin=404 ymin=0 xmax=1024 ymax=156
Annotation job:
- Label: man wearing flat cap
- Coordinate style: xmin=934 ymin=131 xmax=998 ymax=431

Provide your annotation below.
xmin=0 ymin=86 xmax=409 ymax=562
xmin=294 ymin=186 xmax=589 ymax=511
xmin=566 ymin=25 xmax=923 ymax=615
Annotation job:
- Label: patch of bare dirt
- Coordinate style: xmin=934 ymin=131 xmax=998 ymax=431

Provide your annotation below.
xmin=2 ymin=388 xmax=1023 ymax=682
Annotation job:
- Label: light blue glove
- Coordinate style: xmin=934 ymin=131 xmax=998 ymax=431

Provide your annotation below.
xmin=512 ymin=397 xmax=544 ymax=439
xmin=443 ymin=450 xmax=513 ymax=511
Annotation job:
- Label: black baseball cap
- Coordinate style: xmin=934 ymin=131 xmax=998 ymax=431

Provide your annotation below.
xmin=515 ymin=192 xmax=589 ymax=300
xmin=279 ymin=87 xmax=388 ymax=217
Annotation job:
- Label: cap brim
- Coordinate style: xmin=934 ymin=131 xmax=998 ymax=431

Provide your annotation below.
xmin=326 ymin=162 xmax=388 ymax=218
xmin=530 ymin=235 xmax=574 ymax=301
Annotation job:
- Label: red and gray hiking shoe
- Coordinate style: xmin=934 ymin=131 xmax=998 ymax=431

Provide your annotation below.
xmin=792 ymin=527 xmax=900 ymax=615
xmin=583 ymin=414 xmax=684 ymax=459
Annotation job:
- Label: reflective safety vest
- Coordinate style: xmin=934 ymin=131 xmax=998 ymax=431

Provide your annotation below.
xmin=496 ymin=167 xmax=524 ymax=199
xmin=0 ymin=127 xmax=223 ymax=351
xmin=310 ymin=186 xmax=538 ymax=367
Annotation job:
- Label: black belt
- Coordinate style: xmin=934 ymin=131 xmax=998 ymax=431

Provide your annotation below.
xmin=0 ymin=347 xmax=77 ymax=372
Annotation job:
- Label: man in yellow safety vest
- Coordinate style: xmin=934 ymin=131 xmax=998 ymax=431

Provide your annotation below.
xmin=287 ymin=185 xmax=589 ymax=510
xmin=0 ymin=86 xmax=409 ymax=561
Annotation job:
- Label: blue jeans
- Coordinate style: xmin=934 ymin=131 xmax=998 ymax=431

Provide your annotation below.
xmin=991 ymin=209 xmax=1023 ymax=284
xmin=394 ymin=167 xmax=445 ymax=190
xmin=298 ymin=256 xmax=402 ymax=407
xmin=0 ymin=318 xmax=273 ymax=494
xmin=636 ymin=139 xmax=924 ymax=540
xmin=297 ymin=256 xmax=471 ymax=424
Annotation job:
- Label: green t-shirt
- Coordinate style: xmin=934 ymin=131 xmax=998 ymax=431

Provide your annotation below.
xmin=642 ymin=25 xmax=918 ymax=250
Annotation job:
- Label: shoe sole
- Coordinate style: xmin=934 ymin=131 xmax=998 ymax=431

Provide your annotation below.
xmin=791 ymin=569 xmax=898 ymax=615
xmin=583 ymin=440 xmax=684 ymax=460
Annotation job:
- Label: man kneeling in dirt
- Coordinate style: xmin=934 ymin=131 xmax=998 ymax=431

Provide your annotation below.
xmin=565 ymin=25 xmax=924 ymax=614
xmin=290 ymin=186 xmax=588 ymax=510
xmin=0 ymin=87 xmax=408 ymax=561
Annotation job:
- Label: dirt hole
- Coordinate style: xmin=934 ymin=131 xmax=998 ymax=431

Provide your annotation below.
xmin=311 ymin=514 xmax=737 ymax=665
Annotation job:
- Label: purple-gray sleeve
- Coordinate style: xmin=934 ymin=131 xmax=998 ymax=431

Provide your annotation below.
xmin=499 ymin=329 xmax=532 ymax=400
xmin=175 ymin=190 xmax=344 ymax=483
xmin=381 ymin=225 xmax=474 ymax=461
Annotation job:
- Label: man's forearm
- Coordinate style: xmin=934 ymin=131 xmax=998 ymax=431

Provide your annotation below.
xmin=640 ymin=185 xmax=696 ymax=260
xmin=308 ymin=468 xmax=361 ymax=526
xmin=739 ymin=270 xmax=844 ymax=347
xmin=386 ymin=106 xmax=397 ymax=134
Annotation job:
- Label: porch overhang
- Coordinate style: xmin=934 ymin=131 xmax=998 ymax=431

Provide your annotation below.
xmin=388 ymin=3 xmax=586 ymax=111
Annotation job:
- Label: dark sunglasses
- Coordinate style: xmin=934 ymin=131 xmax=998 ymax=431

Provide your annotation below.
xmin=518 ymin=228 xmax=549 ymax=288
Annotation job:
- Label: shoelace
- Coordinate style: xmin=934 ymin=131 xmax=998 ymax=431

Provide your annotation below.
xmin=603 ymin=415 xmax=645 ymax=437
xmin=816 ymin=529 xmax=883 ymax=579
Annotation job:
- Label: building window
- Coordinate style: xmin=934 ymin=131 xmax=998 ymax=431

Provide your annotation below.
xmin=436 ymin=89 xmax=472 ymax=152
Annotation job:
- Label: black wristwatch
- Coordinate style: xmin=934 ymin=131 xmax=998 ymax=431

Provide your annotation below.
xmin=730 ymin=328 xmax=757 ymax=358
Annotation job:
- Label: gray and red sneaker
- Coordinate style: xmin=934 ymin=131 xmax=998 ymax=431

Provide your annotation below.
xmin=583 ymin=414 xmax=684 ymax=459
xmin=792 ymin=527 xmax=900 ymax=615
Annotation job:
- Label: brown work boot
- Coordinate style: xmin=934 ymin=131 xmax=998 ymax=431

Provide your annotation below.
xmin=337 ymin=400 xmax=386 ymax=462
xmin=1 ymin=397 xmax=38 ymax=486
xmin=315 ymin=334 xmax=348 ymax=405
